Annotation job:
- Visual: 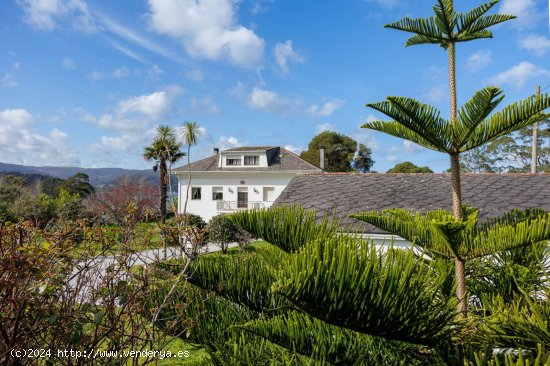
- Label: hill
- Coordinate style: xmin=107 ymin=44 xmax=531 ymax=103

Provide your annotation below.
xmin=0 ymin=162 xmax=177 ymax=188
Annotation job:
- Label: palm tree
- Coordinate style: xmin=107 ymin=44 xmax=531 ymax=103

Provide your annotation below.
xmin=143 ymin=125 xmax=185 ymax=224
xmin=180 ymin=121 xmax=203 ymax=217
xmin=361 ymin=0 xmax=550 ymax=316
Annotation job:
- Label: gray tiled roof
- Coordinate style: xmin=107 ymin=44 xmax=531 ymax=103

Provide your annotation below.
xmin=173 ymin=147 xmax=321 ymax=172
xmin=274 ymin=173 xmax=550 ymax=233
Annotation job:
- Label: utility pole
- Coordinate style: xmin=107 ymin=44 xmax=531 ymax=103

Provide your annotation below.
xmin=531 ymin=85 xmax=540 ymax=173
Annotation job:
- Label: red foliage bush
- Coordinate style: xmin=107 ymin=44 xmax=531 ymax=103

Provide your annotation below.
xmin=86 ymin=178 xmax=160 ymax=224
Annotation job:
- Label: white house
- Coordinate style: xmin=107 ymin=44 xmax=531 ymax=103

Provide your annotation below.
xmin=173 ymin=146 xmax=321 ymax=221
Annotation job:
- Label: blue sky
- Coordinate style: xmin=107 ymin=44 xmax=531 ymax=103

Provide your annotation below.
xmin=0 ymin=0 xmax=549 ymax=172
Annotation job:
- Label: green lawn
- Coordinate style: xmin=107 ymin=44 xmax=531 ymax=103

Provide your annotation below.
xmin=70 ymin=222 xmax=167 ymax=257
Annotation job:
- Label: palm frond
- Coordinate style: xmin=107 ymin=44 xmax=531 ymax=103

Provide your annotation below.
xmin=467 ymin=213 xmax=550 ymax=260
xmin=433 ymin=0 xmax=456 ymax=40
xmin=479 ymin=209 xmax=547 ymax=232
xmin=454 ymin=87 xmax=504 ymax=147
xmin=456 ymin=0 xmax=498 ymax=34
xmin=465 ymin=13 xmax=517 ymax=36
xmin=273 ymin=235 xmax=456 ymax=346
xmin=350 ymin=209 xmax=457 ymax=258
xmin=239 ymin=311 xmax=429 ymax=365
xmin=184 ymin=251 xmax=284 ymax=312
xmin=385 ymin=17 xmax=447 ymax=46
xmin=361 ymin=120 xmax=444 ymax=152
xmin=456 ymin=29 xmax=494 ymax=43
xmin=462 ymin=94 xmax=550 ymax=151
xmin=366 ymin=97 xmax=452 ymax=152
xmin=228 ymin=206 xmax=340 ymax=253
xmin=481 ymin=294 xmax=550 ymax=351
xmin=181 ymin=121 xmax=203 ymax=146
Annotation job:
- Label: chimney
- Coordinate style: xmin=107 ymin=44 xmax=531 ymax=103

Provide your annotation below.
xmin=319 ymin=149 xmax=325 ymax=170
xmin=213 ymin=147 xmax=219 ymax=155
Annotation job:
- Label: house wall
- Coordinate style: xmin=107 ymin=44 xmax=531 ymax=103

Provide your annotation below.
xmin=176 ymin=172 xmax=296 ymax=222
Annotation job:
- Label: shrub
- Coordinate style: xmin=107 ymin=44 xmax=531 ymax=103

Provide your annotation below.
xmin=183 ymin=213 xmax=207 ymax=229
xmin=208 ymin=214 xmax=239 ymax=253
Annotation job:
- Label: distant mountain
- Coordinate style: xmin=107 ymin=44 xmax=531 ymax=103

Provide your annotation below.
xmin=0 ymin=162 xmax=177 ymax=189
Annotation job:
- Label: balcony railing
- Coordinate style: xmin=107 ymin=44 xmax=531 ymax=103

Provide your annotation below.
xmin=216 ymin=201 xmax=270 ymax=211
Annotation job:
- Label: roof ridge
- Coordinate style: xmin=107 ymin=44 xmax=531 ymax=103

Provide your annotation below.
xmin=280 ymin=148 xmax=322 ymax=170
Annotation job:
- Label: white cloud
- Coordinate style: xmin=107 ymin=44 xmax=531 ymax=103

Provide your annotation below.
xmin=353 ymin=121 xmax=381 ymax=152
xmin=217 ymin=136 xmax=247 ymax=150
xmin=519 ymin=34 xmax=550 ymax=56
xmin=467 ymin=50 xmax=492 ymax=72
xmin=488 ymin=62 xmax=550 ymax=88
xmin=274 ymin=40 xmax=304 ymax=76
xmin=403 ymin=140 xmax=424 ymax=154
xmin=147 ymin=0 xmax=264 ymax=68
xmin=425 ymin=84 xmax=447 ymax=102
xmin=89 ymin=67 xmax=131 ymax=80
xmin=96 ymin=12 xmax=185 ymax=64
xmin=0 ymin=108 xmax=79 ymax=166
xmin=106 ymin=39 xmax=148 ymax=64
xmin=88 ymin=128 xmax=157 ymax=167
xmin=315 ymin=123 xmax=334 ymax=134
xmin=113 ymin=67 xmax=130 ymax=78
xmin=500 ymin=0 xmax=541 ymax=28
xmin=62 ymin=57 xmax=76 ymax=69
xmin=189 ymin=96 xmax=221 ymax=114
xmin=386 ymin=155 xmax=398 ymax=163
xmin=307 ymin=99 xmax=344 ymax=117
xmin=365 ymin=0 xmax=400 ymax=9
xmin=83 ymin=85 xmax=182 ymax=130
xmin=184 ymin=69 xmax=203 ymax=82
xmin=283 ymin=144 xmax=303 ymax=154
xmin=17 ymin=0 xmax=96 ymax=32
xmin=2 ymin=63 xmax=20 ymax=88
xmin=251 ymin=0 xmax=274 ymax=14
xmin=248 ymin=87 xmax=301 ymax=112
xmin=363 ymin=114 xmax=378 ymax=123
xmin=147 ymin=65 xmax=163 ymax=80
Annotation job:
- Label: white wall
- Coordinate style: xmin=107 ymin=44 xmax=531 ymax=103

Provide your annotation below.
xmin=176 ymin=172 xmax=296 ymax=222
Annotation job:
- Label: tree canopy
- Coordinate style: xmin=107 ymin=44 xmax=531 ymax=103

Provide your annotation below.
xmin=300 ymin=131 xmax=374 ymax=172
xmin=461 ymin=121 xmax=550 ymax=173
xmin=387 ymin=161 xmax=433 ymax=173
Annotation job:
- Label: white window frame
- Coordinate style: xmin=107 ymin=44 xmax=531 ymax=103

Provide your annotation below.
xmin=212 ymin=187 xmax=223 ymax=201
xmin=191 ymin=187 xmax=202 ymax=200
xmin=226 ymin=156 xmax=242 ymax=166
xmin=244 ymin=155 xmax=259 ymax=166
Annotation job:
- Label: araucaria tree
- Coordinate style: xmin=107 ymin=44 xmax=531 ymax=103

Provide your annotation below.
xmin=143 ymin=125 xmax=184 ymax=224
xmin=361 ymin=0 xmax=550 ymax=316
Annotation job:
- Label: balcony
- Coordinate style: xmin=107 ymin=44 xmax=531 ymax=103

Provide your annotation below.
xmin=216 ymin=201 xmax=271 ymax=211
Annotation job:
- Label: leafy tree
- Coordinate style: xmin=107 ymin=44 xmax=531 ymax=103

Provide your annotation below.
xmin=60 ymin=173 xmax=94 ymax=198
xmin=180 ymin=121 xmax=203 ymax=216
xmin=387 ymin=161 xmax=433 ymax=173
xmin=361 ymin=0 xmax=550 ymax=316
xmin=143 ymin=125 xmax=185 ymax=224
xmin=208 ymin=214 xmax=239 ymax=254
xmin=41 ymin=176 xmax=65 ymax=197
xmin=300 ymin=131 xmax=374 ymax=172
xmin=461 ymin=121 xmax=550 ymax=173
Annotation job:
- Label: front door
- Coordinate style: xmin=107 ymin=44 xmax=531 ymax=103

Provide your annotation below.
xmin=237 ymin=189 xmax=248 ymax=208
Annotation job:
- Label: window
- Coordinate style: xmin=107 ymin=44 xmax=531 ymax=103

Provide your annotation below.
xmin=191 ymin=187 xmax=201 ymax=200
xmin=212 ymin=187 xmax=223 ymax=200
xmin=244 ymin=156 xmax=259 ymax=165
xmin=227 ymin=157 xmax=241 ymax=166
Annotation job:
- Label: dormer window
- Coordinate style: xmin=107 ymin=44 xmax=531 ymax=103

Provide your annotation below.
xmin=227 ymin=157 xmax=241 ymax=166
xmin=244 ymin=156 xmax=259 ymax=166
